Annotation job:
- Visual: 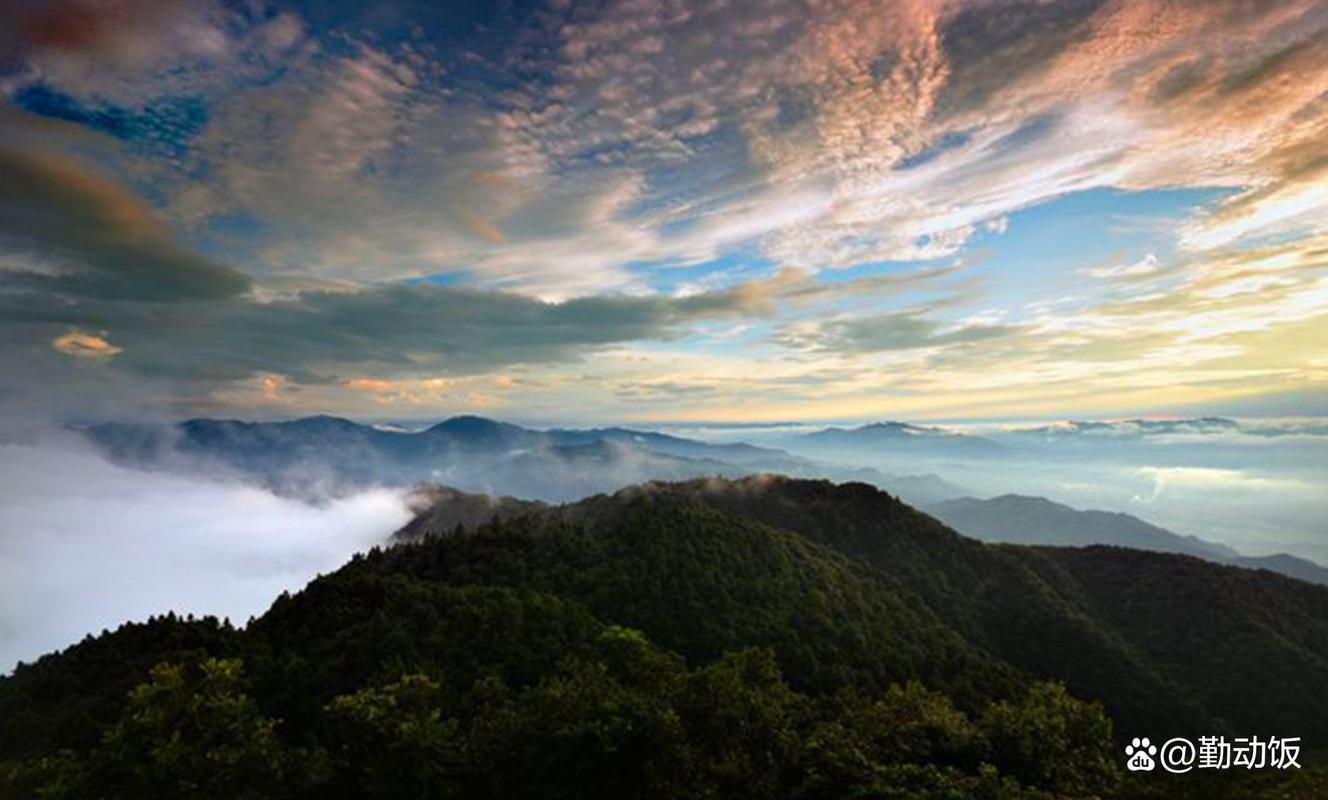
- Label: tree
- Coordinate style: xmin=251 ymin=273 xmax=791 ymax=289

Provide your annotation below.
xmin=85 ymin=658 xmax=318 ymax=800
xmin=324 ymin=674 xmax=465 ymax=800
xmin=675 ymin=648 xmax=803 ymax=800
xmin=466 ymin=627 xmax=693 ymax=800
xmin=980 ymin=682 xmax=1119 ymax=799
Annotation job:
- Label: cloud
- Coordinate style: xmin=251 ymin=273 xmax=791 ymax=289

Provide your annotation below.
xmin=341 ymin=374 xmax=516 ymax=408
xmin=0 ymin=256 xmax=791 ymax=416
xmin=779 ymin=307 xmax=1019 ymax=354
xmin=0 ymin=147 xmax=250 ymax=301
xmin=0 ymin=438 xmax=410 ymax=671
xmin=51 ymin=329 xmax=123 ymax=359
xmin=9 ymin=0 xmax=1328 ymax=296
xmin=1132 ymin=465 xmax=1313 ymax=503
xmin=482 ymin=0 xmax=1327 ymax=283
xmin=1 ymin=0 xmax=304 ymax=104
xmin=1084 ymin=253 xmax=1161 ymax=279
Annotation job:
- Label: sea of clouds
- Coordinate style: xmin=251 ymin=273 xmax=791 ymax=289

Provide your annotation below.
xmin=0 ymin=436 xmax=411 ymax=672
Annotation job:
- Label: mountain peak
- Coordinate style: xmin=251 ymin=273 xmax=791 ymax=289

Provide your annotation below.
xmin=983 ymin=493 xmax=1065 ymax=508
xmin=800 ymin=420 xmax=1001 ymax=453
xmin=860 ymin=420 xmax=931 ymax=433
xmin=280 ymin=414 xmax=362 ymax=430
xmin=429 ymin=414 xmax=504 ymax=430
xmin=425 ymin=415 xmax=524 ymax=437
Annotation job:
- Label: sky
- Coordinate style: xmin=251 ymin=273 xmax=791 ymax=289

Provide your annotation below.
xmin=1 ymin=0 xmax=1326 ymax=425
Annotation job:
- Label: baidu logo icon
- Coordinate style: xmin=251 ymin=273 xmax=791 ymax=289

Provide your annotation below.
xmin=1125 ymin=737 xmax=1157 ymax=771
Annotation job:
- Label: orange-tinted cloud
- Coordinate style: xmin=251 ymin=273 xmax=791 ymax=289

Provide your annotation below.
xmin=0 ymin=147 xmax=250 ymax=300
xmin=52 ymin=330 xmax=123 ymax=359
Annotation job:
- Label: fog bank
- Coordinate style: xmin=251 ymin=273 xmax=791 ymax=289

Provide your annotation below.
xmin=0 ymin=441 xmax=411 ymax=671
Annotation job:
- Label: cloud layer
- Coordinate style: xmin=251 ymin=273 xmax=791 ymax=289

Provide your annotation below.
xmin=0 ymin=438 xmax=410 ymax=671
xmin=0 ymin=0 xmax=1325 ymax=421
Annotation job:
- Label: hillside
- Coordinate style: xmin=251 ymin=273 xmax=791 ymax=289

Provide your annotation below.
xmin=586 ymin=479 xmax=1328 ymax=739
xmin=4 ymin=477 xmax=1327 ymax=799
xmin=396 ymin=486 xmax=547 ymax=541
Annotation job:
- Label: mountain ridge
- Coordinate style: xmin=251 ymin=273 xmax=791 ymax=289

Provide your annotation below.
xmin=797 ymin=421 xmax=1004 ymax=455
xmin=389 ymin=475 xmax=1328 ymax=739
xmin=79 ymin=415 xmax=968 ymax=506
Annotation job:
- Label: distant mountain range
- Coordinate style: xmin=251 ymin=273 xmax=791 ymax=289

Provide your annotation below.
xmin=796 ymin=415 xmax=1328 ymax=448
xmin=928 ymin=494 xmax=1328 ymax=586
xmin=794 ymin=421 xmax=1004 ymax=456
xmin=80 ymin=415 xmax=969 ymax=506
xmin=775 ymin=415 xmax=1328 ymax=463
xmin=78 ymin=413 xmax=1324 ymax=582
xmin=84 ymin=414 xmax=1323 ymax=499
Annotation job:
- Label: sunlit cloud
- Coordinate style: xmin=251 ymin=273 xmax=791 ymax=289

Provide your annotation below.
xmin=1084 ymin=253 xmax=1161 ymax=280
xmin=52 ymin=330 xmax=123 ymax=359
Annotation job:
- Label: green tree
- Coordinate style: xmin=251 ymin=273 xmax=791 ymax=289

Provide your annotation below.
xmin=980 ymin=682 xmax=1118 ymax=799
xmin=467 ymin=627 xmax=693 ymax=800
xmin=797 ymin=682 xmax=981 ymax=797
xmin=0 ymin=750 xmax=83 ymax=800
xmin=676 ymin=648 xmax=803 ymax=800
xmin=85 ymin=658 xmax=316 ymax=800
xmin=324 ymin=674 xmax=465 ymax=799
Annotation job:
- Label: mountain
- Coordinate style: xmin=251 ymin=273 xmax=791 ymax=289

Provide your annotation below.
xmin=823 ymin=468 xmax=970 ymax=507
xmin=927 ymin=495 xmax=1239 ymax=559
xmin=4 ymin=475 xmax=1326 ymax=798
xmin=79 ymin=415 xmax=963 ymax=505
xmin=546 ymin=426 xmax=796 ymax=466
xmin=423 ymin=415 xmax=543 ymax=450
xmin=796 ymin=421 xmax=1003 ymax=457
xmin=395 ymin=485 xmax=546 ymax=541
xmin=589 ymin=479 xmax=1328 ymax=739
xmin=1227 ymin=552 xmax=1328 ymax=586
xmin=928 ymin=494 xmax=1328 ymax=586
xmin=486 ymin=440 xmax=754 ymax=501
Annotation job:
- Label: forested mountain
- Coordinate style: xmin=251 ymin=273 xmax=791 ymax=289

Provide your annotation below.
xmin=396 ymin=486 xmax=547 ymax=541
xmin=930 ymin=494 xmax=1328 ymax=585
xmin=4 ymin=477 xmax=1326 ymax=799
xmin=80 ymin=416 xmax=965 ymax=505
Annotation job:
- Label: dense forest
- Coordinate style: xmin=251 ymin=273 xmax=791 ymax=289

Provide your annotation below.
xmin=3 ymin=476 xmax=1326 ymax=799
